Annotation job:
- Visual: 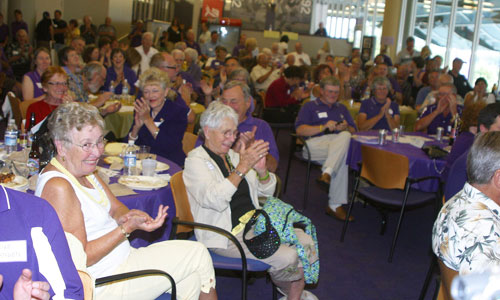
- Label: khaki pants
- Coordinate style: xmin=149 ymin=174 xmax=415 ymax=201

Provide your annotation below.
xmin=96 ymin=240 xmax=216 ymax=300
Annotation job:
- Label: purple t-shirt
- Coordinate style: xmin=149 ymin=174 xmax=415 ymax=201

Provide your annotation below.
xmin=0 ymin=24 xmax=9 ymax=43
xmin=418 ymin=103 xmax=463 ymax=135
xmin=442 ymin=131 xmax=474 ymax=182
xmin=0 ymin=188 xmax=84 ymax=299
xmin=186 ymin=41 xmax=202 ymax=55
xmin=359 ymin=97 xmax=400 ymax=131
xmin=25 ymin=70 xmax=44 ymax=98
xmin=295 ymin=99 xmax=357 ymax=138
xmin=103 ymin=66 xmax=138 ymax=95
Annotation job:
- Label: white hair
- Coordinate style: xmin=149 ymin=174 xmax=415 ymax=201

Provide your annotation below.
xmin=200 ymin=101 xmax=238 ymax=130
xmin=184 ymin=48 xmax=198 ymax=63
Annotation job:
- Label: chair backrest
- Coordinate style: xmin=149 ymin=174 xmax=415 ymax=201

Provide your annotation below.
xmin=182 ymin=132 xmax=198 ymax=155
xmin=360 ymin=145 xmax=410 ymax=190
xmin=437 ymin=260 xmax=458 ymax=300
xmin=78 ymin=270 xmax=94 ymax=300
xmin=259 ymin=91 xmax=266 ymax=109
xmin=7 ymin=92 xmax=22 ymax=129
xmin=170 ymin=171 xmax=195 ymax=234
xmin=20 ymin=98 xmax=41 ymax=120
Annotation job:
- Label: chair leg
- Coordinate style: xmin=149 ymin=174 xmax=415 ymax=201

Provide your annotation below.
xmin=283 ymin=135 xmax=296 ymax=194
xmin=388 ymin=182 xmax=411 ymax=262
xmin=272 ymin=282 xmax=278 ymax=300
xmin=340 ymin=174 xmax=360 ymax=242
xmin=418 ymin=256 xmax=437 ymax=300
xmin=302 ymin=159 xmax=311 ymax=211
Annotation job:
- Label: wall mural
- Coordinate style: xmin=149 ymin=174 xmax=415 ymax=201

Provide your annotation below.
xmin=226 ymin=0 xmax=312 ymax=34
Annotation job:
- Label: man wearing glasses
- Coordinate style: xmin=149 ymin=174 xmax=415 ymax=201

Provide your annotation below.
xmin=415 ymin=82 xmax=463 ymax=135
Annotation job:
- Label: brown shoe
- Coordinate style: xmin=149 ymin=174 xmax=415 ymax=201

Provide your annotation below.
xmin=326 ymin=206 xmax=354 ymax=221
xmin=316 ymin=173 xmax=331 ymax=187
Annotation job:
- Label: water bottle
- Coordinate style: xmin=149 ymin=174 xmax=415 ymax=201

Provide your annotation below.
xmin=362 ymin=87 xmax=371 ymax=100
xmin=123 ymin=140 xmax=137 ymax=176
xmin=4 ymin=119 xmax=18 ymax=154
xmin=109 ymin=80 xmax=115 ymax=94
xmin=122 ymin=79 xmax=130 ymax=104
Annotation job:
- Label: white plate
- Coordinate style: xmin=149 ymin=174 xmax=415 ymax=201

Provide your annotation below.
xmin=136 ymin=160 xmax=170 ymax=172
xmin=118 ymin=175 xmax=169 ymax=191
xmin=0 ymin=175 xmax=29 ymax=191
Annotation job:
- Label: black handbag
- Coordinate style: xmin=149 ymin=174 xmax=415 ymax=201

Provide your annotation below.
xmin=422 ymin=145 xmax=448 ymax=159
xmin=242 ymin=209 xmax=281 ymax=259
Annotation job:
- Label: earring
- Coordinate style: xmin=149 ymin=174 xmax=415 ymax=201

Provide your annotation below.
xmin=61 ymin=156 xmax=66 ymax=162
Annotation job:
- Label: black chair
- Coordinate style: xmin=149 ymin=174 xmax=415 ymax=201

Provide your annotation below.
xmin=340 ymin=145 xmax=441 ymax=262
xmin=169 ymin=171 xmax=278 ymax=300
xmin=283 ymin=132 xmax=322 ymax=210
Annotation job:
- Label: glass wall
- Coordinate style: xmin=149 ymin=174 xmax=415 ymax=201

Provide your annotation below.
xmin=411 ymin=0 xmax=500 ymax=88
xmin=322 ymin=0 xmax=385 ymax=53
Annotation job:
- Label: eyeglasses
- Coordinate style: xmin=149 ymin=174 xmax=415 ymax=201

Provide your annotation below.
xmin=48 ymin=81 xmax=68 ymax=87
xmin=67 ymin=137 xmax=107 ymax=152
xmin=160 ymin=64 xmax=177 ymax=70
xmin=219 ymin=129 xmax=239 ymax=139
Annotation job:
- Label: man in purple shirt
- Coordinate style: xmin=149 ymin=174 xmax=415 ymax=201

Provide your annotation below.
xmin=10 ymin=10 xmax=28 ymax=42
xmin=232 ymin=34 xmax=246 ymax=57
xmin=185 ymin=29 xmax=201 ymax=56
xmin=296 ymin=76 xmax=357 ymax=221
xmin=0 ymin=186 xmax=84 ymax=299
xmin=0 ymin=13 xmax=9 ymax=48
xmin=416 ymin=83 xmax=463 ymax=135
xmin=443 ymin=103 xmax=500 ymax=199
xmin=357 ymin=77 xmax=400 ymax=131
xmin=219 ymin=80 xmax=279 ymax=171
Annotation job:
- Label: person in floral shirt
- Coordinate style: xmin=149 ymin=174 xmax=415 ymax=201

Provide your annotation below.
xmin=433 ymin=131 xmax=500 ymax=275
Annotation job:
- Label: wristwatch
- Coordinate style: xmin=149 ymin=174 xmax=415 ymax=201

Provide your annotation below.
xmin=233 ymin=169 xmax=245 ymax=178
xmin=120 ymin=225 xmax=130 ymax=239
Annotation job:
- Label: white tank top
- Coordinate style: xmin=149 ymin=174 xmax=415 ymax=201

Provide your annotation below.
xmin=35 ymin=171 xmax=131 ymax=279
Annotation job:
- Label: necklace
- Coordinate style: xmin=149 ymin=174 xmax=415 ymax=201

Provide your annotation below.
xmin=50 ymin=157 xmax=109 ymax=207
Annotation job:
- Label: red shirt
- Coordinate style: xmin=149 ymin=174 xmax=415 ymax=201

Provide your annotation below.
xmin=265 ymin=77 xmax=299 ymax=108
xmin=26 ymin=101 xmax=58 ymax=129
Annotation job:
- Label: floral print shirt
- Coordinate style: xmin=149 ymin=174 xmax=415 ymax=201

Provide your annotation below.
xmin=432 ymin=182 xmax=500 ymax=274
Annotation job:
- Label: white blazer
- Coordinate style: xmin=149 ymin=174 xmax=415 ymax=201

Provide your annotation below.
xmin=183 ymin=146 xmax=276 ymax=249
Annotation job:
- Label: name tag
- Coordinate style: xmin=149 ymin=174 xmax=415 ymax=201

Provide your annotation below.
xmin=388 ymin=108 xmax=393 ymax=115
xmin=154 ymin=121 xmax=163 ymax=127
xmin=12 ymin=50 xmax=19 ymax=55
xmin=0 ymin=240 xmax=27 ymax=262
xmin=36 ymin=82 xmax=42 ymax=89
xmin=205 ymin=161 xmax=215 ymax=170
xmin=318 ymin=112 xmax=328 ymax=119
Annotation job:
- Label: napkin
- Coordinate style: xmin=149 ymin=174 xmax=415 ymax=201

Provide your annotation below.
xmin=119 ymin=106 xmax=134 ymax=113
xmin=156 ymin=173 xmax=171 ymax=182
xmin=96 ymin=166 xmax=120 ymax=177
xmin=108 ymin=183 xmax=137 ymax=196
xmin=8 ymin=150 xmax=27 ymax=163
xmin=397 ymin=136 xmax=428 ymax=148
xmin=109 ymin=162 xmax=124 ymax=171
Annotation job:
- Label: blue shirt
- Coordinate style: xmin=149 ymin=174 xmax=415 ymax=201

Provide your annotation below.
xmin=416 ymin=86 xmax=432 ymax=105
xmin=295 ymin=99 xmax=357 ymax=138
xmin=418 ymin=103 xmax=463 ymax=134
xmin=201 ymin=41 xmax=220 ymax=58
xmin=359 ymin=97 xmax=400 ymax=131
xmin=0 ymin=187 xmax=83 ymax=299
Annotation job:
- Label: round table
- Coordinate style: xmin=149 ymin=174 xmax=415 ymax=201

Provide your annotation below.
xmin=347 ymin=131 xmax=447 ymax=192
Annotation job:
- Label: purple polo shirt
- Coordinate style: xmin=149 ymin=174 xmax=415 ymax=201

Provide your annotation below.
xmin=442 ymin=131 xmax=474 ymax=182
xmin=0 ymin=24 xmax=9 ymax=43
xmin=25 ymin=70 xmax=44 ymax=98
xmin=195 ymin=114 xmax=279 ymax=162
xmin=232 ymin=44 xmax=245 ymax=57
xmin=359 ymin=97 xmax=400 ymax=131
xmin=418 ymin=103 xmax=463 ymax=135
xmin=0 ymin=188 xmax=84 ymax=299
xmin=11 ymin=21 xmax=28 ymax=40
xmin=295 ymin=99 xmax=357 ymax=138
xmin=186 ymin=40 xmax=202 ymax=55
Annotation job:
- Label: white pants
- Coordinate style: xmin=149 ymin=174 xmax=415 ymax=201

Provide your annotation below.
xmin=303 ymin=131 xmax=351 ymax=209
xmin=96 ymin=240 xmax=216 ymax=300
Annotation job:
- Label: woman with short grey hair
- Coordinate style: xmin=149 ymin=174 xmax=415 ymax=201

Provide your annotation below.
xmin=36 ymin=102 xmax=218 ymax=300
xmin=184 ymin=101 xmax=319 ymax=300
xmin=185 ymin=47 xmax=202 ymax=82
xmin=357 ymin=76 xmax=401 ymax=131
xmin=129 ymin=67 xmax=194 ymax=166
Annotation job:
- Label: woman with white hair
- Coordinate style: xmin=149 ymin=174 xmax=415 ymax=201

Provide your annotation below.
xmin=185 ymin=47 xmax=202 ymax=82
xmin=184 ymin=101 xmax=319 ymax=300
xmin=35 ymin=102 xmax=217 ymax=300
xmin=129 ymin=67 xmax=194 ymax=166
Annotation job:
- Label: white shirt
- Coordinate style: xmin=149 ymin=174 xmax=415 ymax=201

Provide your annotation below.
xmin=290 ymin=51 xmax=311 ymax=66
xmin=135 ymin=45 xmax=159 ymax=75
xmin=250 ymin=64 xmax=281 ymax=92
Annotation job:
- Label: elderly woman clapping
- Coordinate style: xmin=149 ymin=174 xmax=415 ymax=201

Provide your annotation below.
xmin=35 ymin=102 xmax=217 ymax=300
xmin=183 ymin=101 xmax=319 ymax=300
xmin=129 ymin=67 xmax=194 ymax=166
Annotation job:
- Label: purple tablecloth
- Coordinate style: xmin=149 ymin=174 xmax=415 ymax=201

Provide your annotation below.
xmin=105 ymin=156 xmax=181 ymax=248
xmin=347 ymin=131 xmax=447 ymax=192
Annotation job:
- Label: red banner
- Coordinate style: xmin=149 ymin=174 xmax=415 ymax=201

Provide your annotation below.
xmin=201 ymin=0 xmax=224 ymax=21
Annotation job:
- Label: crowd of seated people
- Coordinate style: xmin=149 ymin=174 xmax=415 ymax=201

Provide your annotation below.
xmin=1 ymin=7 xmax=499 ymax=298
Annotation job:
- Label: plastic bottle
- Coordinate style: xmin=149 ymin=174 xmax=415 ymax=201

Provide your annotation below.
xmin=4 ymin=119 xmax=18 ymax=154
xmin=109 ymin=80 xmax=115 ymax=94
xmin=123 ymin=140 xmax=137 ymax=176
xmin=362 ymin=87 xmax=371 ymax=100
xmin=122 ymin=79 xmax=130 ymax=104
